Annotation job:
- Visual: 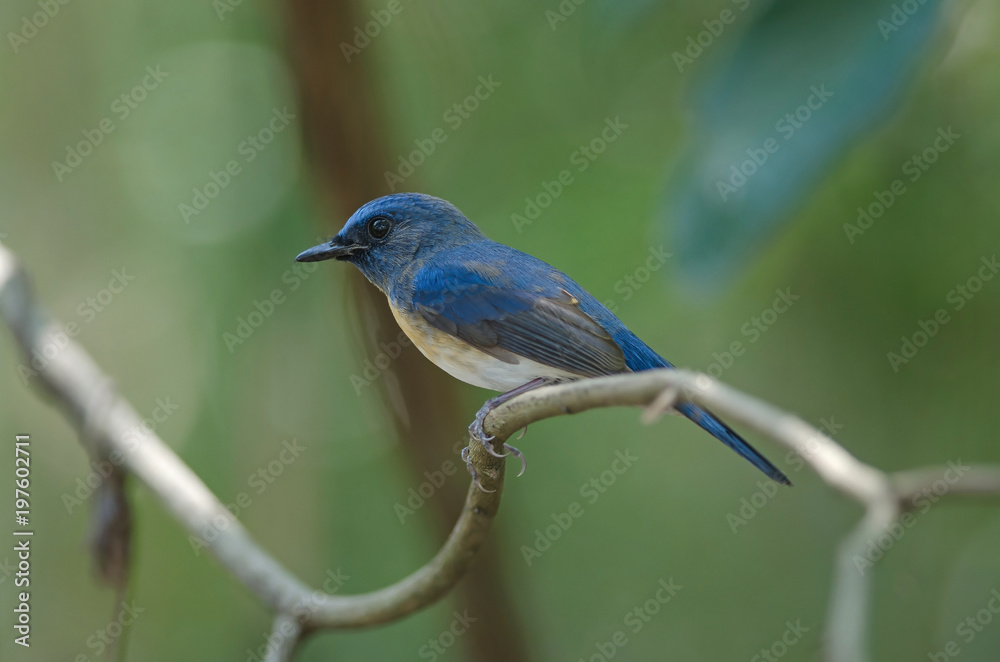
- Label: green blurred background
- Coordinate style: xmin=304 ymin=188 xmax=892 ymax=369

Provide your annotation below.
xmin=2 ymin=0 xmax=1000 ymax=660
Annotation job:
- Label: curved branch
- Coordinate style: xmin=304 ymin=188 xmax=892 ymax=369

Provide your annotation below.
xmin=3 ymin=239 xmax=1000 ymax=662
xmin=0 ymin=241 xmax=507 ymax=632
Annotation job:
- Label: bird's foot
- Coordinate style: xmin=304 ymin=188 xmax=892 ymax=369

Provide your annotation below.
xmin=469 ymin=406 xmax=503 ymax=456
xmin=469 ymin=402 xmax=528 ymax=476
xmin=466 ymin=378 xmax=549 ymax=488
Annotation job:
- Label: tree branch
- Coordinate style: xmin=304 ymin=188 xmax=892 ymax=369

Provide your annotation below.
xmin=2 ymin=239 xmax=999 ymax=661
xmin=0 ymin=240 xmax=506 ymax=633
xmin=262 ymin=613 xmax=303 ymax=662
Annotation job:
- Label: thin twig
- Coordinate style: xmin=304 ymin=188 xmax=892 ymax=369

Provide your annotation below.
xmin=262 ymin=613 xmax=304 ymax=662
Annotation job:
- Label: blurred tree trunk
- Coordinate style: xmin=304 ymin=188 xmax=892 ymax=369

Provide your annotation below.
xmin=280 ymin=2 xmax=532 ymax=661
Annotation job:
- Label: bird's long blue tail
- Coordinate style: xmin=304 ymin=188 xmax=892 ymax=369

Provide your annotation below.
xmin=611 ymin=332 xmax=791 ymax=486
xmin=675 ymin=402 xmax=791 ymax=485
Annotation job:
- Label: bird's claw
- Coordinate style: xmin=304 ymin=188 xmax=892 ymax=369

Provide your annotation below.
xmin=469 ymin=411 xmax=506 ymax=456
xmin=469 ymin=417 xmax=527 ymax=474
xmin=461 ymin=446 xmax=495 ymax=493
xmin=461 ymin=443 xmax=524 ymax=490
xmin=484 ymin=442 xmax=507 ymax=458
xmin=504 ymin=442 xmax=527 ymax=477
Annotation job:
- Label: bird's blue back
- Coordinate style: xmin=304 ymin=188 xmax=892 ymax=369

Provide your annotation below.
xmin=393 ymin=239 xmax=670 ymax=370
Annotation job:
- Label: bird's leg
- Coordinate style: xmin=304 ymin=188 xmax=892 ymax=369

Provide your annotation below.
xmin=469 ymin=377 xmax=551 ymax=477
xmin=469 ymin=377 xmax=548 ymax=450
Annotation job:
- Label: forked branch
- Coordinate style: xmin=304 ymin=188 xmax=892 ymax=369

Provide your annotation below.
xmin=1 ymin=240 xmax=998 ymax=662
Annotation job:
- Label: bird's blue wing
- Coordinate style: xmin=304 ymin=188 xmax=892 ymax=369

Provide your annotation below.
xmin=410 ymin=261 xmax=627 ymax=377
xmin=407 ymin=247 xmax=790 ymax=485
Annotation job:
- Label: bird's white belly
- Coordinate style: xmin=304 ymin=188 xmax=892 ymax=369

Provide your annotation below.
xmin=426 ymin=343 xmax=581 ymax=392
xmin=390 ymin=305 xmax=582 ymax=392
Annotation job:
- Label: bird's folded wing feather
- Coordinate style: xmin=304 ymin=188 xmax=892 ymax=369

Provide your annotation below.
xmin=411 ymin=262 xmax=626 ymax=377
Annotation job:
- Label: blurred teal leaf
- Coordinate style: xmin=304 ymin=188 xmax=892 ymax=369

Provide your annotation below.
xmin=665 ymin=0 xmax=945 ymax=289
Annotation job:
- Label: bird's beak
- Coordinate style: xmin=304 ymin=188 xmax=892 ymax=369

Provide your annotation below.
xmin=295 ymin=237 xmax=356 ymax=262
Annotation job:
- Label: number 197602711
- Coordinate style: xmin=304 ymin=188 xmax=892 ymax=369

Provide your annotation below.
xmin=14 ymin=435 xmax=31 ymax=526
xmin=14 ymin=436 xmax=30 ymax=522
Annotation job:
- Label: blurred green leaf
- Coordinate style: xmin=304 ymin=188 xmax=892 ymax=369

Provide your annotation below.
xmin=665 ymin=0 xmax=945 ymax=290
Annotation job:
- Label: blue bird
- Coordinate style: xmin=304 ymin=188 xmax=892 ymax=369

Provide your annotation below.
xmin=296 ymin=193 xmax=790 ymax=488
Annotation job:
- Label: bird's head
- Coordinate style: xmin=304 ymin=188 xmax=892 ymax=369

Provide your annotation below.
xmin=295 ymin=193 xmax=485 ymax=292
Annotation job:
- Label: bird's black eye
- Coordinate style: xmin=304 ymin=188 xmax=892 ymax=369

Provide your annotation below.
xmin=367 ymin=217 xmax=391 ymax=239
